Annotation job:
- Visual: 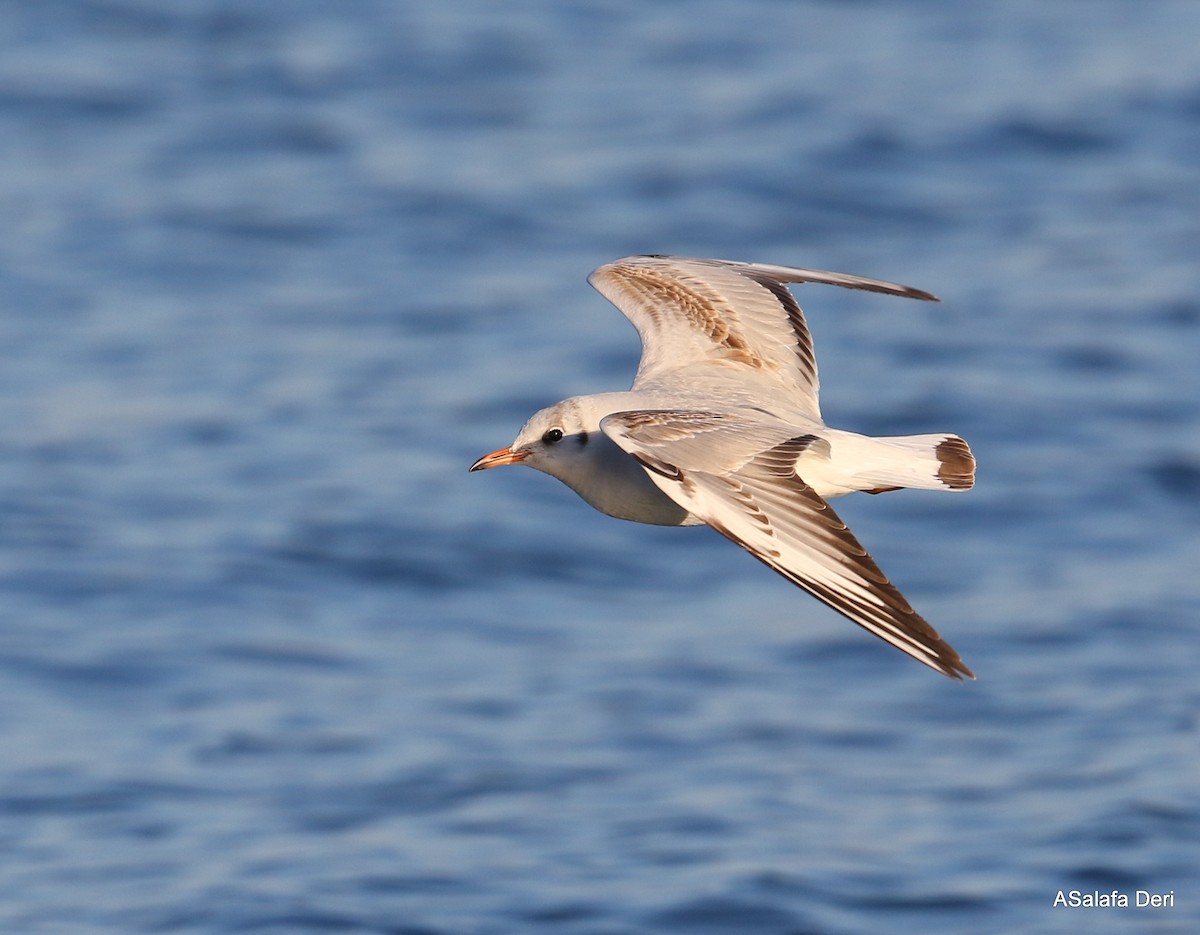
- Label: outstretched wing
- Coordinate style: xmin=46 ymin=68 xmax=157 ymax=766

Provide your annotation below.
xmin=600 ymin=408 xmax=973 ymax=680
xmin=588 ymin=255 xmax=938 ymax=421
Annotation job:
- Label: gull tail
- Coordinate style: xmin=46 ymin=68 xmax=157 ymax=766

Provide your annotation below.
xmin=851 ymin=434 xmax=975 ymax=493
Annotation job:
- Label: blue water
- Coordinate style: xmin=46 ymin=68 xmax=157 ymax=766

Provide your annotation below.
xmin=1 ymin=1 xmax=1198 ymax=932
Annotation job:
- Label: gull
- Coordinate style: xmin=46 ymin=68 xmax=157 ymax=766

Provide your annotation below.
xmin=470 ymin=256 xmax=975 ymax=679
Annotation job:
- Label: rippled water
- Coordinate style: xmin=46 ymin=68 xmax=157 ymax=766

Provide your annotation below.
xmin=1 ymin=2 xmax=1198 ymax=933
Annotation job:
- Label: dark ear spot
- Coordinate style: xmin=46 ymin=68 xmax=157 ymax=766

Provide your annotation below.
xmin=578 ymin=431 xmax=589 ymax=447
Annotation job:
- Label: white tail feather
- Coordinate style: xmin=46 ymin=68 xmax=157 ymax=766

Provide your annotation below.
xmin=805 ymin=431 xmax=975 ymax=497
xmin=845 ymin=433 xmax=975 ymax=492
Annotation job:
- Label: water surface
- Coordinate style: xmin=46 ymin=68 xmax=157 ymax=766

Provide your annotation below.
xmin=1 ymin=2 xmax=1198 ymax=932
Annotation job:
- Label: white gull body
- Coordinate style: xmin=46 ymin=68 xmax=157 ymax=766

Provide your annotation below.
xmin=471 ymin=256 xmax=975 ymax=679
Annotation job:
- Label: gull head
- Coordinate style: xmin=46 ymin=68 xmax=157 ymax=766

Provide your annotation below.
xmin=470 ymin=394 xmax=693 ymax=526
xmin=469 ymin=398 xmax=596 ymax=483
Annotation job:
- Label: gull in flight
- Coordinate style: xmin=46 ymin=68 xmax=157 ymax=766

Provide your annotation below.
xmin=471 ymin=256 xmax=975 ymax=679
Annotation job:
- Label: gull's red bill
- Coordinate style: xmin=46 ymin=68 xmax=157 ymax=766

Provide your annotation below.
xmin=469 ymin=447 xmax=528 ymax=472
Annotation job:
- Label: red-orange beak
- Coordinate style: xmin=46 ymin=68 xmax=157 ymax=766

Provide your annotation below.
xmin=469 ymin=447 xmax=529 ymax=472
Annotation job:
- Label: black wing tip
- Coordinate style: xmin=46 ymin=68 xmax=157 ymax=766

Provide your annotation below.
xmin=832 ymin=279 xmax=940 ymax=303
xmin=718 ymin=519 xmax=976 ymax=682
xmin=938 ymin=655 xmax=976 ymax=681
xmin=621 ymin=255 xmax=942 ymax=302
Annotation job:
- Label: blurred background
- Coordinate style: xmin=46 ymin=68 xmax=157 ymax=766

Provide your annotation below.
xmin=1 ymin=2 xmax=1197 ymax=933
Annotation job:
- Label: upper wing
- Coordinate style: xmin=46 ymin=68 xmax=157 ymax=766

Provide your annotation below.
xmin=588 ymin=255 xmax=938 ymax=421
xmin=600 ymin=409 xmax=973 ymax=680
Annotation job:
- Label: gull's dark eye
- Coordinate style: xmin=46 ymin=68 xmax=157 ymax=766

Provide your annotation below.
xmin=542 ymin=427 xmax=564 ymax=445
